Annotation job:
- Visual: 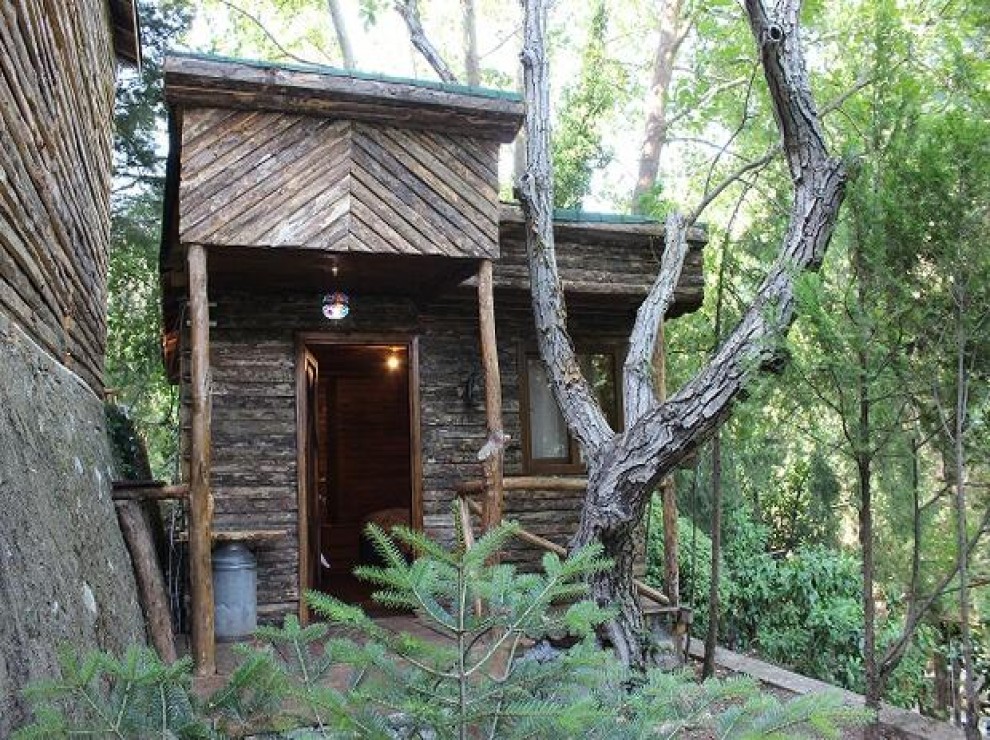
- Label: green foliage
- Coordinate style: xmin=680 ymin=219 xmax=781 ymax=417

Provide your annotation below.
xmin=550 ymin=1 xmax=627 ymax=209
xmin=20 ymin=519 xmax=868 ymax=738
xmin=648 ymin=505 xmax=932 ymax=707
xmin=108 ymin=0 xmax=192 ymax=479
xmin=15 ymin=647 xmax=207 ymax=739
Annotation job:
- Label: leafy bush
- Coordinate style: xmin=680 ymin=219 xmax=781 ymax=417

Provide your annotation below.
xmin=648 ymin=500 xmax=932 ymax=708
xmin=19 ymin=512 xmax=869 ymax=738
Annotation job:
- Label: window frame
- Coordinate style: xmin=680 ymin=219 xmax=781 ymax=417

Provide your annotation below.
xmin=518 ymin=344 xmax=623 ymax=475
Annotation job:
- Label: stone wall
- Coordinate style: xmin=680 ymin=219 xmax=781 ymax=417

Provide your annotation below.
xmin=0 ymin=316 xmax=145 ymax=734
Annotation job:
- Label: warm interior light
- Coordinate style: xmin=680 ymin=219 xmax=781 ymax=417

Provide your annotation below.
xmin=322 ymin=291 xmax=349 ymax=320
xmin=386 ymin=351 xmax=401 ymax=371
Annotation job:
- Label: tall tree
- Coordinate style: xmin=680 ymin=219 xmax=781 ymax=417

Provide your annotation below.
xmin=517 ymin=0 xmax=847 ymax=667
xmin=630 ymin=0 xmax=689 ymax=211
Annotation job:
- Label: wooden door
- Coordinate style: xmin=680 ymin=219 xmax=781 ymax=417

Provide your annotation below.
xmin=297 ymin=346 xmax=320 ymax=619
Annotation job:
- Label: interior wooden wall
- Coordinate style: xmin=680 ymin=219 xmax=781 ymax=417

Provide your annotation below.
xmin=0 ymin=0 xmax=118 ymax=393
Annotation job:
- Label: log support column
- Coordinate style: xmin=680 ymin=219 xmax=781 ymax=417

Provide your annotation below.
xmin=187 ymin=243 xmax=216 ymax=676
xmin=476 ymin=259 xmax=505 ymax=534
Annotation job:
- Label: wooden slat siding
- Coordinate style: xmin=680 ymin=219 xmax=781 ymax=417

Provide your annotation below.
xmin=185 ymin=119 xmax=347 ymax=238
xmin=349 ymin=162 xmax=461 ymax=257
xmin=179 ymin=112 xmax=353 ymax=247
xmin=164 ymin=54 xmax=524 ymax=144
xmin=377 ymin=127 xmax=498 ymax=239
xmin=177 ymin=288 xmax=597 ymax=619
xmin=175 ymin=110 xmax=498 ymax=260
xmin=0 ymin=0 xmax=117 ymax=394
xmin=418 ymin=131 xmax=499 ymax=199
xmin=352 ymin=127 xmax=498 ymax=258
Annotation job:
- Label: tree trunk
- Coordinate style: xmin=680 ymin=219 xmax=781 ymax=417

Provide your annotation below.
xmin=951 ymin=296 xmax=980 ymax=739
xmin=326 ymin=0 xmax=355 ymax=69
xmin=461 ymin=0 xmax=480 ymax=85
xmin=702 ymin=431 xmax=722 ymax=679
xmin=631 ymin=0 xmax=687 ymax=210
xmin=520 ymin=0 xmax=847 ymax=668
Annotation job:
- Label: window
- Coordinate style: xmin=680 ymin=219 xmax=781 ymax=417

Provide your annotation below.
xmin=520 ymin=350 xmax=621 ymax=474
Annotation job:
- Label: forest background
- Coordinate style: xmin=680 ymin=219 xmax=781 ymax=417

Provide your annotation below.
xmin=108 ymin=0 xmax=989 ymax=725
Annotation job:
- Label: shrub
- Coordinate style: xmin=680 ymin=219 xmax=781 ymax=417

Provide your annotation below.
xmin=19 ymin=511 xmax=869 ymax=738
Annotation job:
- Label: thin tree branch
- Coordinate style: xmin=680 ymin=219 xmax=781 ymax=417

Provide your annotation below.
xmin=212 ymin=0 xmax=318 ymax=66
xmin=394 ymin=0 xmax=459 ymax=83
xmin=623 ymin=213 xmax=690 ymax=425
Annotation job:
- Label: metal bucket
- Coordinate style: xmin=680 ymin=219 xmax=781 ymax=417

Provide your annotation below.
xmin=212 ymin=542 xmax=257 ymax=640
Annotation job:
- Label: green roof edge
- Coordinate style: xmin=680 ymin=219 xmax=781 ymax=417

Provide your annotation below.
xmin=169 ymin=50 xmax=523 ymax=103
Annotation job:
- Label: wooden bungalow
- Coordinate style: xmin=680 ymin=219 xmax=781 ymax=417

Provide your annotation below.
xmin=159 ymin=53 xmax=706 ymax=672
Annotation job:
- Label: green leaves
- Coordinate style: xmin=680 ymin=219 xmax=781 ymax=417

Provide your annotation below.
xmin=16 ymin=647 xmax=207 ymax=739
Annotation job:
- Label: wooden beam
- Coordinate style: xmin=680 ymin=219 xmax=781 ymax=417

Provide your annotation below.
xmin=458 ymin=494 xmax=669 ymax=605
xmin=164 ymin=54 xmax=524 ymax=143
xmin=455 ymin=476 xmax=588 ymax=494
xmin=115 ymin=501 xmax=177 ymax=663
xmin=112 ymin=483 xmax=190 ymax=501
xmin=186 ymin=243 xmax=216 ymax=676
xmin=476 ymin=259 xmax=505 ymax=535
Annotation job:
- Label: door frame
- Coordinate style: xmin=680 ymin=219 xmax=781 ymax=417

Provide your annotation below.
xmin=294 ymin=332 xmax=423 ymax=622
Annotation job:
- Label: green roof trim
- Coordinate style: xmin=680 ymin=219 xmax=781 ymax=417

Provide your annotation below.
xmin=169 ymin=50 xmax=523 ymax=103
xmin=550 ymin=208 xmax=659 ymax=225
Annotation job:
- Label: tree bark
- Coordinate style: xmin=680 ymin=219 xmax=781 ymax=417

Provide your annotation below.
xmin=115 ymin=501 xmax=177 ymax=663
xmin=327 ymin=0 xmax=356 ymax=69
xmin=950 ymin=293 xmax=980 ymax=739
xmin=461 ymin=0 xmax=480 ymax=86
xmin=395 ymin=0 xmax=459 ymax=83
xmin=476 ymin=259 xmax=505 ymax=535
xmin=631 ymin=0 xmax=687 ymax=211
xmin=519 ymin=0 xmax=846 ymax=668
xmin=702 ymin=431 xmax=721 ymax=679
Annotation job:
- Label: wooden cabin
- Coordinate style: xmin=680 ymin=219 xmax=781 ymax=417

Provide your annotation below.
xmin=159 ymin=53 xmax=705 ymax=669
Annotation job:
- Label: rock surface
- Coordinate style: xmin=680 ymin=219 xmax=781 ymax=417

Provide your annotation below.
xmin=0 ymin=316 xmax=145 ymax=734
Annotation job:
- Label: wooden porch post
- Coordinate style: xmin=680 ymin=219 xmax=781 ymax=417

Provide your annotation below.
xmin=187 ymin=243 xmax=216 ymax=676
xmin=477 ymin=259 xmax=505 ymax=533
xmin=653 ymin=321 xmax=682 ymax=661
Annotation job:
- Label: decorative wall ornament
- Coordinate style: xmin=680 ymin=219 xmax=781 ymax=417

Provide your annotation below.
xmin=322 ymin=292 xmax=349 ymax=320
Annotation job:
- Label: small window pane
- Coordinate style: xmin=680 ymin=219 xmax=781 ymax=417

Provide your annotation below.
xmin=527 ymin=358 xmax=569 ymax=459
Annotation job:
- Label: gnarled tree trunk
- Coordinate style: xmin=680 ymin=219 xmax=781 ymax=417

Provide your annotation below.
xmin=519 ymin=0 xmax=847 ymax=669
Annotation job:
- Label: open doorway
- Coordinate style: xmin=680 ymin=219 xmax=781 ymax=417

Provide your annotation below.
xmin=297 ymin=339 xmax=420 ymax=612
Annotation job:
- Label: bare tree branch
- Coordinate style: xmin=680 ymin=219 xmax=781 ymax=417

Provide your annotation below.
xmin=518 ymin=0 xmax=613 ymax=454
xmin=462 ymin=0 xmax=480 ymax=85
xmin=623 ymin=213 xmax=689 ymax=425
xmin=394 ymin=0 xmax=459 ymax=84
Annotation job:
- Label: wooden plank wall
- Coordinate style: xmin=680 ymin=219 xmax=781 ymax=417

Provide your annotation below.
xmin=0 ymin=0 xmax=117 ymax=393
xmin=177 ymin=111 xmax=500 ymax=260
xmin=182 ymin=287 xmax=640 ymax=620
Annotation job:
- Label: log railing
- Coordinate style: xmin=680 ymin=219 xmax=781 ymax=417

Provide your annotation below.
xmin=454 ymin=479 xmax=670 ymax=607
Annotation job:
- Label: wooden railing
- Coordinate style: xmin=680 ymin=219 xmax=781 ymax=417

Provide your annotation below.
xmin=454 ymin=478 xmax=671 ymax=607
